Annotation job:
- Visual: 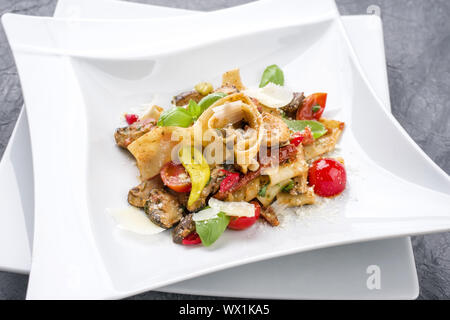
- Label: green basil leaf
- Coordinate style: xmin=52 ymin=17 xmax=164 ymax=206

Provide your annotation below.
xmin=195 ymin=211 xmax=230 ymax=247
xmin=283 ymin=119 xmax=327 ymax=140
xmin=282 ymin=180 xmax=294 ymax=192
xmin=187 ymin=99 xmax=201 ymax=120
xmin=157 ymin=107 xmax=193 ymax=127
xmin=198 ymin=92 xmax=227 ymax=112
xmin=259 ymin=64 xmax=284 ymax=88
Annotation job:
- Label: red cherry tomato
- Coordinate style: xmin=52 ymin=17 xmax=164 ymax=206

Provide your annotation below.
xmin=308 ymin=158 xmax=346 ymax=197
xmin=296 ymin=93 xmax=327 ymax=120
xmin=228 ymin=201 xmax=261 ymax=230
xmin=125 ymin=113 xmax=139 ymax=125
xmin=160 ymin=161 xmax=192 ymax=193
xmin=182 ymin=232 xmax=202 ymax=245
xmin=219 ymin=170 xmax=240 ymax=193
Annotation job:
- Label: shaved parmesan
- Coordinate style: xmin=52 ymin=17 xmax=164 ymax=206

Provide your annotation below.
xmin=193 ymin=207 xmax=220 ymax=222
xmin=208 ymin=198 xmax=255 ymax=217
xmin=244 ymin=83 xmax=293 ymax=109
xmin=108 ymin=207 xmax=165 ymax=235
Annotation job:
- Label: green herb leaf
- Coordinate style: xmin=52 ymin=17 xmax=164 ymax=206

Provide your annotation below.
xmin=198 ymin=92 xmax=227 ymax=112
xmin=283 ymin=119 xmax=327 ymax=140
xmin=312 ymin=104 xmax=321 ymax=113
xmin=258 ymin=184 xmax=268 ymax=197
xmin=282 ymin=180 xmax=294 ymax=192
xmin=157 ymin=92 xmax=227 ymax=128
xmin=187 ymin=99 xmax=201 ymax=120
xmin=259 ymin=64 xmax=284 ymax=88
xmin=195 ymin=211 xmax=230 ymax=247
xmin=157 ymin=107 xmax=193 ymax=127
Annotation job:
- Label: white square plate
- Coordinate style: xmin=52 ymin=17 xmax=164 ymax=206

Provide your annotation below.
xmin=3 ymin=0 xmax=449 ymax=299
xmin=0 ymin=0 xmax=419 ymax=299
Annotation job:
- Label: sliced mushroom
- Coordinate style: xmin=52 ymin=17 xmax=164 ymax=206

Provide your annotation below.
xmin=281 ymin=92 xmax=304 ymax=118
xmin=114 ymin=118 xmax=156 ymax=148
xmin=260 ymin=206 xmax=280 ymax=226
xmin=172 ymin=90 xmax=204 ymax=106
xmin=172 ymin=214 xmax=195 ymax=244
xmin=128 ymin=175 xmax=164 ymax=208
xmin=144 ymin=189 xmax=183 ymax=229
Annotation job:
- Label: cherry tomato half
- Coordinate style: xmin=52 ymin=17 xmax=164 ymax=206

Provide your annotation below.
xmin=228 ymin=201 xmax=261 ymax=230
xmin=296 ymin=93 xmax=327 ymax=120
xmin=308 ymin=158 xmax=346 ymax=197
xmin=125 ymin=113 xmax=139 ymax=125
xmin=182 ymin=232 xmax=202 ymax=245
xmin=160 ymin=161 xmax=192 ymax=193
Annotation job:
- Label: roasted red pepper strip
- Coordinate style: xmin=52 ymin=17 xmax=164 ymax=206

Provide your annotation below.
xmin=219 ymin=170 xmax=240 ymax=193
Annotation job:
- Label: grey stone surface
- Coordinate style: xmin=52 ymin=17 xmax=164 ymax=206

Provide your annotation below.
xmin=0 ymin=0 xmax=449 ymax=300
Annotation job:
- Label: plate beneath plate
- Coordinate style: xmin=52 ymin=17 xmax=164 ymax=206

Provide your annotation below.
xmin=3 ymin=0 xmax=445 ymax=299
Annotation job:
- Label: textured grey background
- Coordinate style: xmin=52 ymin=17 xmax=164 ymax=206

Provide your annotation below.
xmin=0 ymin=0 xmax=449 ymax=300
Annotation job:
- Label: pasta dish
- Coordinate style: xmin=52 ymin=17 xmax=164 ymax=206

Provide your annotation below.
xmin=114 ymin=65 xmax=346 ymax=246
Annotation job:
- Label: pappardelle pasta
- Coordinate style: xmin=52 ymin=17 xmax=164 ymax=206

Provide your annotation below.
xmin=114 ymin=65 xmax=346 ymax=247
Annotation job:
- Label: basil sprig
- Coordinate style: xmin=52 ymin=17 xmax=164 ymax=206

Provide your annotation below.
xmin=187 ymin=99 xmax=201 ymax=120
xmin=283 ymin=119 xmax=327 ymax=140
xmin=195 ymin=211 xmax=230 ymax=247
xmin=158 ymin=92 xmax=227 ymax=127
xmin=157 ymin=107 xmax=193 ymax=127
xmin=259 ymin=64 xmax=284 ymax=88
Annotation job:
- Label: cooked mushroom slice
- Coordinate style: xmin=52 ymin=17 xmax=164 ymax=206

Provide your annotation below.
xmin=168 ymin=189 xmax=189 ymax=208
xmin=260 ymin=206 xmax=280 ymax=226
xmin=114 ymin=118 xmax=156 ymax=148
xmin=172 ymin=214 xmax=195 ymax=244
xmin=172 ymin=90 xmax=204 ymax=106
xmin=144 ymin=189 xmax=184 ymax=229
xmin=281 ymin=92 xmax=304 ymax=118
xmin=128 ymin=175 xmax=164 ymax=208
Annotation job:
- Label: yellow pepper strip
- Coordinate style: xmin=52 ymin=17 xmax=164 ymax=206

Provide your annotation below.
xmin=179 ymin=145 xmax=210 ymax=207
